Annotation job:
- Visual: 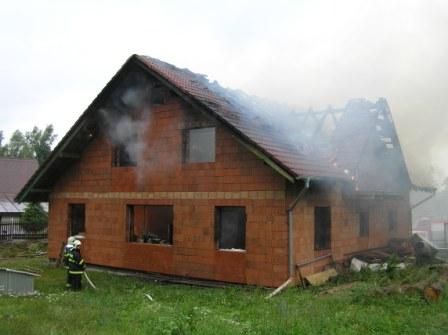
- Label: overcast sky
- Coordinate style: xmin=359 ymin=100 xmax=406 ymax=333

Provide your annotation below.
xmin=1 ymin=0 xmax=447 ymax=186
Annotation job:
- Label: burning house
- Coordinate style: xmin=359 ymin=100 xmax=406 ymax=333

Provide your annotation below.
xmin=17 ymin=55 xmax=415 ymax=286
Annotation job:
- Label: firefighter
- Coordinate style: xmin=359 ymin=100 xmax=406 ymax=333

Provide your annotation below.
xmin=68 ymin=239 xmax=86 ymax=290
xmin=63 ymin=236 xmax=76 ymax=288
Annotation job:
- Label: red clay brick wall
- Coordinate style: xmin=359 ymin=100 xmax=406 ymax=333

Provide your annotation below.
xmin=48 ymin=94 xmax=288 ymax=287
xmin=293 ymin=181 xmax=411 ymax=276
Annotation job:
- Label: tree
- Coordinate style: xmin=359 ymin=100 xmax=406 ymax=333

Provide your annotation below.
xmin=21 ymin=203 xmax=48 ymax=233
xmin=0 ymin=131 xmax=6 ymax=156
xmin=0 ymin=125 xmax=57 ymax=165
xmin=5 ymin=130 xmax=33 ymax=158
xmin=25 ymin=125 xmax=57 ymax=165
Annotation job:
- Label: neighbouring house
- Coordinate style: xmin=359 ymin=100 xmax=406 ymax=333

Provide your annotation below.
xmin=17 ymin=55 xmax=418 ymax=287
xmin=411 ymin=184 xmax=446 ymax=248
xmin=413 ymin=217 xmax=448 ymax=248
xmin=0 ymin=158 xmax=38 ymax=239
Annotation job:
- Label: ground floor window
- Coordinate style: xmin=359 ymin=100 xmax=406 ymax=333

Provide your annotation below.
xmin=69 ymin=204 xmax=85 ymax=236
xmin=127 ymin=205 xmax=173 ymax=244
xmin=215 ymin=206 xmax=246 ymax=250
xmin=359 ymin=211 xmax=369 ymax=237
xmin=388 ymin=209 xmax=397 ymax=232
xmin=314 ymin=206 xmax=331 ymax=250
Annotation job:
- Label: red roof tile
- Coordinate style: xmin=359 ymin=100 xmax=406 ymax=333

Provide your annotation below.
xmin=16 ymin=55 xmax=413 ymax=202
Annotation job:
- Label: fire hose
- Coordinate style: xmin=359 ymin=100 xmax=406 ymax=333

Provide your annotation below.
xmin=83 ymin=272 xmax=97 ymax=290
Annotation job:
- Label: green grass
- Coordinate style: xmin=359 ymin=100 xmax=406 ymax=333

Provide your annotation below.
xmin=0 ymin=240 xmax=47 ymax=259
xmin=0 ymin=250 xmax=447 ymax=334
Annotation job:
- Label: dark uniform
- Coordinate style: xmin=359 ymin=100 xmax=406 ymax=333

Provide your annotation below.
xmin=63 ymin=244 xmax=74 ymax=288
xmin=68 ymin=247 xmax=85 ymax=290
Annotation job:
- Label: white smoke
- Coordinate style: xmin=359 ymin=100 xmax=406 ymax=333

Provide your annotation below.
xmin=98 ymin=75 xmax=153 ymax=185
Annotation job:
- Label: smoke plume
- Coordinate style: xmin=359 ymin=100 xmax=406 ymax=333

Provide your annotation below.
xmin=98 ymin=71 xmax=153 ymax=184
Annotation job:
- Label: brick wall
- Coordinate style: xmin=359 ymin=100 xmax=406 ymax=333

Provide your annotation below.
xmin=49 ymin=94 xmax=288 ymax=287
xmin=293 ymin=181 xmax=411 ymax=276
xmin=48 ymin=92 xmax=411 ymax=286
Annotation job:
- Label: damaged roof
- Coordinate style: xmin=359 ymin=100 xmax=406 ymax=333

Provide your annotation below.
xmin=135 ymin=56 xmax=347 ymax=180
xmin=16 ymin=55 xmax=414 ymax=202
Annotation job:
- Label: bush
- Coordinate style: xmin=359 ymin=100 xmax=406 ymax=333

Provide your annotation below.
xmin=21 ymin=203 xmax=48 ymax=232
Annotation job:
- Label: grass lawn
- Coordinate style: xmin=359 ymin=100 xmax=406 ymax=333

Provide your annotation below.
xmin=0 ymin=243 xmax=447 ymax=334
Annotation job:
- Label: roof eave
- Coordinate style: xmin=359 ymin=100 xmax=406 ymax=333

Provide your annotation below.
xmin=16 ymin=56 xmax=138 ymax=203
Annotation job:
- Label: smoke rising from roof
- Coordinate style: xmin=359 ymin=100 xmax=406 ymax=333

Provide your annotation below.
xmin=1 ymin=1 xmax=446 ymax=190
xmin=98 ymin=72 xmax=154 ymax=184
xmin=201 ymin=72 xmax=410 ymax=192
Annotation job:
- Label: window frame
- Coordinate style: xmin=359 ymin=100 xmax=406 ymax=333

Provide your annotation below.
xmin=215 ymin=206 xmax=246 ymax=251
xmin=127 ymin=204 xmax=174 ymax=245
xmin=68 ymin=203 xmax=86 ymax=236
xmin=112 ymin=143 xmax=137 ymax=167
xmin=184 ymin=127 xmax=216 ymax=163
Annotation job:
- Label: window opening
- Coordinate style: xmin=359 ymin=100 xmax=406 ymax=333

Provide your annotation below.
xmin=69 ymin=204 xmax=85 ymax=236
xmin=359 ymin=211 xmax=369 ymax=237
xmin=314 ymin=206 xmax=331 ymax=250
xmin=215 ymin=207 xmax=246 ymax=250
xmin=127 ymin=205 xmax=173 ymax=244
xmin=388 ymin=209 xmax=397 ymax=232
xmin=185 ymin=127 xmax=215 ymax=163
xmin=113 ymin=143 xmax=136 ymax=167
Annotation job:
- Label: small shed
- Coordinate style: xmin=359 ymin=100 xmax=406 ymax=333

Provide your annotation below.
xmin=0 ymin=268 xmax=40 ymax=295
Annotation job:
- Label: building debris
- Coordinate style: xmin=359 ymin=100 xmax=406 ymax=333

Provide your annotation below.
xmin=372 ymin=280 xmax=445 ymax=303
xmin=350 ymin=257 xmax=406 ymax=272
xmin=350 ymin=257 xmax=368 ymax=272
xmin=319 ymin=282 xmax=356 ymax=295
xmin=265 ymin=277 xmax=293 ymax=299
xmin=296 ymin=254 xmax=333 ymax=288
xmin=423 ymin=283 xmax=443 ymax=302
xmin=305 ymin=268 xmax=338 ymax=286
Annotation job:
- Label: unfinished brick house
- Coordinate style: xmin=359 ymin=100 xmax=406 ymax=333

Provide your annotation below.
xmin=17 ymin=55 xmax=414 ymax=287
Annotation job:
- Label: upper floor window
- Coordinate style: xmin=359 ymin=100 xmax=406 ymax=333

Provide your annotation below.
xmin=184 ymin=127 xmax=215 ymax=163
xmin=112 ymin=144 xmax=136 ymax=167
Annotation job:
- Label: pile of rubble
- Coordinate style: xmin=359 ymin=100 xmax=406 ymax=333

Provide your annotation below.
xmin=303 ymin=234 xmax=446 ymax=302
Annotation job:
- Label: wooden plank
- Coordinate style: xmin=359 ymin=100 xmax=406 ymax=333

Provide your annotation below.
xmin=266 ymin=277 xmax=293 ymax=299
xmin=305 ymin=268 xmax=338 ymax=286
xmin=296 ymin=254 xmax=332 ymax=268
